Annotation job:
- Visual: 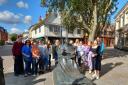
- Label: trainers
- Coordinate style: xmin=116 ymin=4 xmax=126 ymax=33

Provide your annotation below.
xmin=96 ymin=76 xmax=99 ymax=79
xmin=24 ymin=74 xmax=28 ymax=77
xmin=32 ymin=74 xmax=37 ymax=77
xmin=89 ymin=70 xmax=92 ymax=74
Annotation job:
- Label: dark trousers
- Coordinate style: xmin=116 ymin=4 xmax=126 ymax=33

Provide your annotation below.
xmin=14 ymin=56 xmax=24 ymax=75
xmin=78 ymin=57 xmax=81 ymax=67
xmin=49 ymin=55 xmax=51 ymax=68
xmin=32 ymin=58 xmax=39 ymax=75
xmin=38 ymin=56 xmax=44 ymax=71
xmin=24 ymin=60 xmax=31 ymax=74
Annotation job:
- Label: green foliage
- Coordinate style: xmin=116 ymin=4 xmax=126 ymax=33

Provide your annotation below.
xmin=32 ymin=19 xmax=44 ymax=31
xmin=0 ymin=40 xmax=4 ymax=46
xmin=10 ymin=33 xmax=17 ymax=41
xmin=41 ymin=0 xmax=118 ymax=40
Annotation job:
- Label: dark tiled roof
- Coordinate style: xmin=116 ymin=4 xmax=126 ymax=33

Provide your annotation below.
xmin=0 ymin=26 xmax=7 ymax=33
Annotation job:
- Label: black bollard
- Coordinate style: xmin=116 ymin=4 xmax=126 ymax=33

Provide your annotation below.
xmin=0 ymin=57 xmax=5 ymax=85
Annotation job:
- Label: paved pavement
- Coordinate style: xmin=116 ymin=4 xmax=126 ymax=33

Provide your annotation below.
xmin=1 ymin=45 xmax=128 ymax=85
xmin=86 ymin=48 xmax=128 ymax=85
xmin=0 ymin=45 xmax=54 ymax=85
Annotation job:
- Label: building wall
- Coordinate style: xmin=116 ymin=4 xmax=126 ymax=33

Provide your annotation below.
xmin=115 ymin=2 xmax=128 ymax=48
xmin=0 ymin=28 xmax=8 ymax=42
xmin=31 ymin=26 xmax=45 ymax=39
xmin=31 ymin=25 xmax=83 ymax=39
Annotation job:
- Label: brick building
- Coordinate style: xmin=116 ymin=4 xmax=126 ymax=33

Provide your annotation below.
xmin=100 ymin=24 xmax=115 ymax=47
xmin=0 ymin=26 xmax=8 ymax=42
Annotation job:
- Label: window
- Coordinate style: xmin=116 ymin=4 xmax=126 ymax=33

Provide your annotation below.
xmin=118 ymin=21 xmax=120 ymax=28
xmin=39 ymin=27 xmax=41 ymax=33
xmin=69 ymin=30 xmax=73 ymax=34
xmin=35 ymin=30 xmax=37 ymax=34
xmin=122 ymin=16 xmax=125 ymax=26
xmin=77 ymin=29 xmax=81 ymax=34
xmin=49 ymin=25 xmax=53 ymax=32
xmin=54 ymin=26 xmax=60 ymax=33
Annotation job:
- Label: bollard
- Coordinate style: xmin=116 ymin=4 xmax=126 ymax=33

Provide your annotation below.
xmin=0 ymin=57 xmax=5 ymax=85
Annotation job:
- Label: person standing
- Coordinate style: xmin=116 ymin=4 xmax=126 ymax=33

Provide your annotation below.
xmin=47 ymin=40 xmax=52 ymax=70
xmin=38 ymin=40 xmax=45 ymax=72
xmin=22 ymin=40 xmax=32 ymax=77
xmin=87 ymin=41 xmax=95 ymax=74
xmin=12 ymin=37 xmax=24 ymax=76
xmin=77 ymin=41 xmax=85 ymax=67
xmin=74 ymin=39 xmax=80 ymax=63
xmin=92 ymin=39 xmax=103 ymax=79
xmin=31 ymin=41 xmax=40 ymax=76
xmin=53 ymin=39 xmax=63 ymax=66
xmin=38 ymin=40 xmax=49 ymax=71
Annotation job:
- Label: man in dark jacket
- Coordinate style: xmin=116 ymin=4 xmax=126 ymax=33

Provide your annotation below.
xmin=12 ymin=37 xmax=24 ymax=76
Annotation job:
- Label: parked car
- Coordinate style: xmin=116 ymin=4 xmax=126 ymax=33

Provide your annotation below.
xmin=5 ymin=41 xmax=14 ymax=45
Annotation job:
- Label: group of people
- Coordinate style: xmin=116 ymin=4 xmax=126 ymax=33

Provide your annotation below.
xmin=73 ymin=37 xmax=104 ymax=79
xmin=12 ymin=37 xmax=53 ymax=77
xmin=12 ymin=36 xmax=104 ymax=79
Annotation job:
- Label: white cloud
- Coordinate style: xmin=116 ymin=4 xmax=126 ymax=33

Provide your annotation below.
xmin=16 ymin=1 xmax=29 ymax=9
xmin=24 ymin=15 xmax=32 ymax=24
xmin=0 ymin=11 xmax=22 ymax=24
xmin=10 ymin=28 xmax=23 ymax=34
xmin=0 ymin=0 xmax=6 ymax=5
xmin=24 ymin=29 xmax=28 ymax=32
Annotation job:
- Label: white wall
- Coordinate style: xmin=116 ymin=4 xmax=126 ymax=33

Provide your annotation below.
xmin=31 ymin=25 xmax=83 ymax=39
xmin=31 ymin=26 xmax=45 ymax=38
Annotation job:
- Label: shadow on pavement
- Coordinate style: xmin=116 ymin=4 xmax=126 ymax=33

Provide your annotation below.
xmin=4 ymin=72 xmax=47 ymax=85
xmin=101 ymin=62 xmax=123 ymax=77
xmin=0 ymin=45 xmax=13 ymax=56
xmin=32 ymin=78 xmax=46 ymax=85
xmin=103 ymin=48 xmax=128 ymax=59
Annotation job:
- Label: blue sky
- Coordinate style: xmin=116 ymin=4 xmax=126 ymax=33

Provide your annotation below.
xmin=0 ymin=0 xmax=47 ymax=34
xmin=111 ymin=0 xmax=128 ymax=23
xmin=0 ymin=0 xmax=127 ymax=34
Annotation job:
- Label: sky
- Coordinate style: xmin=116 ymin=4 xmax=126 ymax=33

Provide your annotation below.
xmin=0 ymin=0 xmax=127 ymax=34
xmin=0 ymin=0 xmax=47 ymax=34
xmin=111 ymin=0 xmax=128 ymax=23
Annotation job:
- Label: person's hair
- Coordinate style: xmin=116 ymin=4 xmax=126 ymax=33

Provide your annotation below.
xmin=32 ymin=40 xmax=37 ymax=45
xmin=75 ymin=39 xmax=79 ymax=43
xmin=25 ymin=40 xmax=31 ymax=46
xmin=47 ymin=40 xmax=51 ymax=48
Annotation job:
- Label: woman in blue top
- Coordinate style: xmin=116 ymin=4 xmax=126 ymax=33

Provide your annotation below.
xmin=22 ymin=40 xmax=32 ymax=77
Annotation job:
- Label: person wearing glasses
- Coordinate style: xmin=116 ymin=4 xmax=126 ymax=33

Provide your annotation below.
xmin=22 ymin=40 xmax=32 ymax=77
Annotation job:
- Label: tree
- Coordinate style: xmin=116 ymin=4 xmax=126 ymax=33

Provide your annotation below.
xmin=41 ymin=0 xmax=118 ymax=41
xmin=10 ymin=33 xmax=17 ymax=41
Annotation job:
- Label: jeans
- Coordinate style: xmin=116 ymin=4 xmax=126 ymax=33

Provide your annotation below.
xmin=32 ymin=58 xmax=39 ymax=75
xmin=24 ymin=60 xmax=31 ymax=74
xmin=49 ymin=55 xmax=51 ymax=68
xmin=43 ymin=56 xmax=49 ymax=70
